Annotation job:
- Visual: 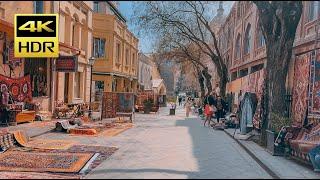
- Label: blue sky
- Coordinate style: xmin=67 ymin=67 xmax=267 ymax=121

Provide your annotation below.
xmin=119 ymin=1 xmax=234 ymax=54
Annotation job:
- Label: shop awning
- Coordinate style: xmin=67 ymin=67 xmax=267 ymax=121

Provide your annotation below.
xmin=227 ymin=78 xmax=242 ymax=93
xmin=0 ymin=19 xmax=14 ymax=38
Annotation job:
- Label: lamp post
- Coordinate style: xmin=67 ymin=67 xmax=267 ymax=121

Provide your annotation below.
xmin=88 ymin=57 xmax=95 ymax=118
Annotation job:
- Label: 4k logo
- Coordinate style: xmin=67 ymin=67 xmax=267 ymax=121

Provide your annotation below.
xmin=14 ymin=14 xmax=59 ymax=58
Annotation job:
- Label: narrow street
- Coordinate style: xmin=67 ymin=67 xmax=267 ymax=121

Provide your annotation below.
xmin=80 ymin=106 xmax=272 ymax=179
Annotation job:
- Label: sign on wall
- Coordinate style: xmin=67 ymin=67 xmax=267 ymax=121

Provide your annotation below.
xmin=55 ymin=55 xmax=78 ymax=72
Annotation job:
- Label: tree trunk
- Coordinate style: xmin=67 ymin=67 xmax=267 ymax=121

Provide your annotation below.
xmin=202 ymin=68 xmax=212 ymax=94
xmin=198 ymin=71 xmax=206 ymax=98
xmin=260 ymin=38 xmax=294 ymax=146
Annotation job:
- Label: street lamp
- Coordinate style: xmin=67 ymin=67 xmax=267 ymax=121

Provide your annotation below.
xmin=88 ymin=57 xmax=95 ymax=118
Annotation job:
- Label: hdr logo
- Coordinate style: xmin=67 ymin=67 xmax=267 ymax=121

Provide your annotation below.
xmin=14 ymin=14 xmax=59 ymax=58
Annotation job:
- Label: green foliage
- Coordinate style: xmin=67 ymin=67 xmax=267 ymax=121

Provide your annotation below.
xmin=143 ymin=98 xmax=154 ymax=108
xmin=269 ymin=113 xmax=292 ymax=133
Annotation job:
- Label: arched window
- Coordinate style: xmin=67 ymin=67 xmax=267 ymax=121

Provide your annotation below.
xmin=244 ymin=24 xmax=251 ymax=55
xmin=257 ymin=27 xmax=266 ymax=48
xmin=235 ymin=34 xmax=241 ymax=59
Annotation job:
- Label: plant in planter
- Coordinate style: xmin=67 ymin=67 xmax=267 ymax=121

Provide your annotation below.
xmin=143 ymin=99 xmax=153 ymax=114
xmin=266 ymin=113 xmax=292 ymax=156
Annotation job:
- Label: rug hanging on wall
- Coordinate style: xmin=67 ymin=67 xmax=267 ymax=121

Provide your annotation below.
xmin=0 ymin=151 xmax=93 ymax=173
xmin=116 ymin=93 xmax=134 ymax=113
xmin=308 ymin=50 xmax=320 ymax=119
xmin=101 ymin=92 xmax=117 ymax=118
xmin=0 ymin=74 xmax=32 ymax=102
xmin=292 ymin=53 xmax=310 ymax=125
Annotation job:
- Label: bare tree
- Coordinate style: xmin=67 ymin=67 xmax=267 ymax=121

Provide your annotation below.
xmin=253 ymin=1 xmax=303 ymax=145
xmin=132 ymin=1 xmax=228 ymax=98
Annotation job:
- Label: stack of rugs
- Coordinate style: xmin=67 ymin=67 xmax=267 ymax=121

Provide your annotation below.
xmin=0 ymin=134 xmax=15 ymax=153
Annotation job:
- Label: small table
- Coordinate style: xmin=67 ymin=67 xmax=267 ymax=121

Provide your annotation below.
xmin=16 ymin=110 xmax=36 ymax=124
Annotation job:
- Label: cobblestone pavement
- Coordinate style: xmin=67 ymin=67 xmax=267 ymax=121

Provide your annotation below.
xmin=75 ymin=106 xmax=272 ymax=179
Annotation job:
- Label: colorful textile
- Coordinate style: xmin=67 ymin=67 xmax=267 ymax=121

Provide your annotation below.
xmin=102 ymin=92 xmax=116 ymax=118
xmin=116 ymin=93 xmax=134 ymax=113
xmin=102 ymin=92 xmax=134 ymax=118
xmin=0 ymin=75 xmax=32 ymax=102
xmin=291 ymin=54 xmax=310 ymax=124
xmin=308 ymin=50 xmax=320 ymax=119
xmin=0 ymin=151 xmax=93 ymax=173
xmin=0 ymin=134 xmax=15 ymax=152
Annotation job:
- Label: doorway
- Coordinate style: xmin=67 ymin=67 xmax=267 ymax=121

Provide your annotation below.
xmin=64 ymin=73 xmax=69 ymax=103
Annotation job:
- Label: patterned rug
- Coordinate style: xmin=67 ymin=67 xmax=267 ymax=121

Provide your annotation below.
xmin=292 ymin=53 xmax=310 ymax=124
xmin=12 ymin=145 xmax=119 ymax=175
xmin=99 ymin=123 xmax=133 ymax=137
xmin=0 ymin=151 xmax=93 ymax=173
xmin=0 ymin=172 xmax=80 ymax=179
xmin=308 ymin=50 xmax=320 ymax=119
xmin=13 ymin=130 xmax=76 ymax=150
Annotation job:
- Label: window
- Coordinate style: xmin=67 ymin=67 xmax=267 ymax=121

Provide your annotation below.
xmin=257 ymin=27 xmax=266 ymax=48
xmin=132 ymin=53 xmax=135 ymax=66
xmin=33 ymin=1 xmax=43 ymax=14
xmin=239 ymin=68 xmax=248 ymax=78
xmin=235 ymin=34 xmax=241 ymax=59
xmin=94 ymin=1 xmax=99 ymax=12
xmin=116 ymin=43 xmax=121 ymax=63
xmin=231 ymin=71 xmax=238 ymax=81
xmin=93 ymin=38 xmax=106 ymax=58
xmin=308 ymin=1 xmax=319 ymax=22
xmin=72 ymin=24 xmax=75 ymax=46
xmin=125 ymin=49 xmax=129 ymax=65
xmin=244 ymin=24 xmax=251 ymax=55
xmin=251 ymin=64 xmax=264 ymax=74
xmin=74 ymin=72 xmax=81 ymax=98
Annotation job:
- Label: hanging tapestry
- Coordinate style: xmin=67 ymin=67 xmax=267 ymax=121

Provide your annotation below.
xmin=116 ymin=93 xmax=134 ymax=113
xmin=292 ymin=53 xmax=310 ymax=124
xmin=308 ymin=50 xmax=320 ymax=119
xmin=0 ymin=75 xmax=32 ymax=102
xmin=252 ymin=69 xmax=265 ymax=129
xmin=101 ymin=92 xmax=116 ymax=118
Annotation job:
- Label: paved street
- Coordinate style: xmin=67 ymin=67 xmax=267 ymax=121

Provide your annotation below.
xmin=79 ymin=106 xmax=272 ymax=179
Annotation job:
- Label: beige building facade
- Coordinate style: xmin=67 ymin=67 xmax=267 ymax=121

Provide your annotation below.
xmin=92 ymin=1 xmax=139 ymax=93
xmin=0 ymin=1 xmax=93 ymax=114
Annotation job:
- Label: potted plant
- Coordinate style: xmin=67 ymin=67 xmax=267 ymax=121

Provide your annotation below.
xmin=266 ymin=113 xmax=292 ymax=156
xmin=143 ymin=99 xmax=153 ymax=114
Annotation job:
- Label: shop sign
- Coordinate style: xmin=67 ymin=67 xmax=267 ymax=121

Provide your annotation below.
xmin=55 ymin=55 xmax=78 ymax=72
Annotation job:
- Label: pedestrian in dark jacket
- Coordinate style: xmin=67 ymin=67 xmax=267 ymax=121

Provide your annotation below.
xmin=215 ymin=95 xmax=228 ymax=123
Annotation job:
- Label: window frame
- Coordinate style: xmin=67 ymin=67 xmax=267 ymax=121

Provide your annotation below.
xmin=33 ymin=1 xmax=44 ymax=14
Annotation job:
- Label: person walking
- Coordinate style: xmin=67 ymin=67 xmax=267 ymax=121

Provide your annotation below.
xmin=178 ymin=96 xmax=182 ymax=106
xmin=215 ymin=95 xmax=227 ymax=123
xmin=185 ymin=97 xmax=192 ymax=117
xmin=203 ymin=91 xmax=216 ymax=127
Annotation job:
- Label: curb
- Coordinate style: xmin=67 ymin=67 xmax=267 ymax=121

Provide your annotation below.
xmin=224 ymin=129 xmax=280 ymax=179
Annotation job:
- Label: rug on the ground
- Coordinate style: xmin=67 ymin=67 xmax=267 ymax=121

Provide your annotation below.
xmin=14 ymin=145 xmax=119 ymax=175
xmin=13 ymin=130 xmax=76 ymax=150
xmin=99 ymin=123 xmax=133 ymax=137
xmin=0 ymin=134 xmax=15 ymax=152
xmin=0 ymin=151 xmax=93 ymax=173
xmin=0 ymin=172 xmax=80 ymax=179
